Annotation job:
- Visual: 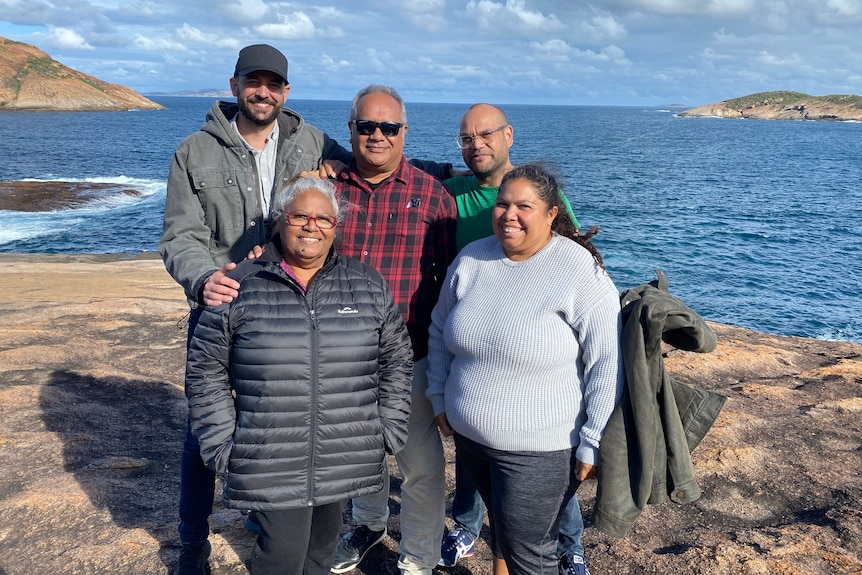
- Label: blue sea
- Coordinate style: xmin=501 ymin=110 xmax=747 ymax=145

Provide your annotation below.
xmin=1 ymin=97 xmax=860 ymax=343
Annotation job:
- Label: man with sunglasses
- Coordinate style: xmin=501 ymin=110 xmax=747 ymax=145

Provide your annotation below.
xmin=439 ymin=103 xmax=590 ymax=575
xmin=329 ymin=85 xmax=458 ymax=575
xmin=159 ymin=44 xmax=352 ymax=575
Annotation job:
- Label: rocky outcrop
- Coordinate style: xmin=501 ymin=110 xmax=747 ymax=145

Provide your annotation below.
xmin=0 ymin=180 xmax=143 ymax=212
xmin=0 ymin=37 xmax=163 ymax=111
xmin=0 ymin=254 xmax=859 ymax=575
xmin=678 ymin=91 xmax=862 ymax=121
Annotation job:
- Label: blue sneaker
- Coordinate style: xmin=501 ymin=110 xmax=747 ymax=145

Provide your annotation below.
xmin=558 ymin=551 xmax=591 ymax=575
xmin=243 ymin=512 xmax=261 ymax=534
xmin=438 ymin=528 xmax=475 ymax=567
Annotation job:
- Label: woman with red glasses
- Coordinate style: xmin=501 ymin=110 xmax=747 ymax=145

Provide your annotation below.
xmin=186 ymin=176 xmax=413 ymax=575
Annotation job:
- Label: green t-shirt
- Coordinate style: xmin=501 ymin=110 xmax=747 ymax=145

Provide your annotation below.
xmin=444 ymin=175 xmax=581 ymax=251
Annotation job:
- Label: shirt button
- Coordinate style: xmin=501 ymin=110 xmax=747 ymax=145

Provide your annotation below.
xmin=247 ymin=187 xmax=252 ymax=191
xmin=250 ymin=221 xmax=256 ymax=227
xmin=363 ymin=251 xmax=368 ymax=256
xmin=367 ymin=222 xmax=372 ymax=227
xmin=227 ymin=179 xmax=233 ymax=184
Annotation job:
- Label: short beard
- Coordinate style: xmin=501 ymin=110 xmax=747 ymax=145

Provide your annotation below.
xmin=238 ymin=96 xmax=282 ymax=126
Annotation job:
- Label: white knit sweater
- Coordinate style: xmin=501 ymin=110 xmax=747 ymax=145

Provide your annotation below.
xmin=426 ymin=234 xmax=624 ymax=465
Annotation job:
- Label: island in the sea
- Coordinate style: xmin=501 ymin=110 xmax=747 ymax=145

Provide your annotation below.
xmin=0 ymin=36 xmax=163 ymax=111
xmin=679 ymin=90 xmax=862 ymax=121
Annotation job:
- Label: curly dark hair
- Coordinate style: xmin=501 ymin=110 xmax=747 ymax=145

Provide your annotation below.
xmin=500 ymin=163 xmax=604 ymax=268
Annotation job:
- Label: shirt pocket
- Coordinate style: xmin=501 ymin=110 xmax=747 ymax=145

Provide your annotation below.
xmin=283 ymin=144 xmax=320 ymax=178
xmin=190 ymin=168 xmax=245 ymax=235
xmin=385 ymin=204 xmax=424 ymax=246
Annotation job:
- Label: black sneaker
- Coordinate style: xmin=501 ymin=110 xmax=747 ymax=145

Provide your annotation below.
xmin=558 ymin=551 xmax=591 ymax=575
xmin=174 ymin=540 xmax=211 ymax=575
xmin=330 ymin=526 xmax=387 ymax=574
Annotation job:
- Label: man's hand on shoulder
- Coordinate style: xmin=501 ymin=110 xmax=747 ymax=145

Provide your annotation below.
xmin=202 ymin=263 xmax=241 ymax=306
xmin=300 ymin=159 xmax=346 ymax=179
xmin=247 ymin=244 xmax=265 ymax=260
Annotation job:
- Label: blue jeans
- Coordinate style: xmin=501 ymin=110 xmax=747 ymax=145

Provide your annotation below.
xmin=178 ymin=308 xmax=215 ymax=545
xmin=451 ymin=449 xmax=585 ymax=557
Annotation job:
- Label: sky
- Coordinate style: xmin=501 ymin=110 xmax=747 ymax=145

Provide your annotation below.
xmin=1 ymin=0 xmax=861 ymax=106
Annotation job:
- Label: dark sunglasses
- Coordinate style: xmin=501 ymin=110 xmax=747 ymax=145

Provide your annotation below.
xmin=352 ymin=120 xmax=403 ymax=137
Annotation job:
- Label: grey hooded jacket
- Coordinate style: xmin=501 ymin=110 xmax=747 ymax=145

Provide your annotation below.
xmin=593 ymin=270 xmax=726 ymax=538
xmin=159 ymin=100 xmax=352 ymax=308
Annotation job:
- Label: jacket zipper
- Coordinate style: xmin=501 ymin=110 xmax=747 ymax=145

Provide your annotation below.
xmin=306 ymin=284 xmax=320 ymax=506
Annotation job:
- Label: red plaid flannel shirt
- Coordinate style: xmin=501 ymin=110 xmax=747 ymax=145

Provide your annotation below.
xmin=335 ymin=157 xmax=457 ymax=359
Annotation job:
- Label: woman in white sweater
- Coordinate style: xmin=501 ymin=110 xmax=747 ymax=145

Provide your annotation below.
xmin=426 ymin=164 xmax=624 ymax=575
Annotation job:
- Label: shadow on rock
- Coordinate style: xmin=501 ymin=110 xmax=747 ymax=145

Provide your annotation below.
xmin=39 ymin=369 xmax=251 ymax=573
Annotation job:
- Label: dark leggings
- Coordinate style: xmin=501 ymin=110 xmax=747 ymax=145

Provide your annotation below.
xmin=250 ymin=502 xmax=345 ymax=575
xmin=454 ymin=433 xmax=576 ymax=575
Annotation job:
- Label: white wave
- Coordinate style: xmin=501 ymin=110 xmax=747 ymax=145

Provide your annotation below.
xmin=816 ymin=325 xmax=862 ymax=344
xmin=0 ymin=212 xmax=84 ymax=245
xmin=0 ymin=177 xmax=167 ymax=246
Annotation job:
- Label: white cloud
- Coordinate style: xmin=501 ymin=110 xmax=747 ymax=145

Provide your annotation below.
xmin=254 ymin=11 xmax=316 ymax=40
xmin=827 ymin=0 xmax=861 ymax=15
xmin=753 ymin=50 xmax=804 ymax=67
xmin=394 ymin=0 xmax=447 ymax=30
xmin=218 ymin=0 xmax=270 ymax=24
xmin=317 ymin=52 xmax=351 ymax=73
xmin=44 ymin=27 xmax=93 ymax=50
xmin=591 ymin=14 xmax=627 ymax=41
xmin=618 ymin=0 xmax=753 ymax=16
xmin=466 ymin=0 xmax=564 ymax=33
xmin=133 ymin=34 xmax=186 ymax=52
xmin=570 ymin=44 xmax=630 ymax=65
xmin=175 ymin=24 xmax=241 ymax=49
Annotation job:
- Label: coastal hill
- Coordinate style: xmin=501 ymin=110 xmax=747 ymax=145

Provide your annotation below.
xmin=678 ymin=90 xmax=862 ymax=121
xmin=0 ymin=254 xmax=859 ymax=575
xmin=0 ymin=36 xmax=163 ymax=111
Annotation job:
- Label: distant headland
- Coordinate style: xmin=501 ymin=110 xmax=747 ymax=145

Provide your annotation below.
xmin=0 ymin=37 xmax=163 ymax=112
xmin=678 ymin=91 xmax=862 ymax=121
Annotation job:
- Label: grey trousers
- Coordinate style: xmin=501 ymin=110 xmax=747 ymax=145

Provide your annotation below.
xmin=349 ymin=358 xmax=446 ymax=574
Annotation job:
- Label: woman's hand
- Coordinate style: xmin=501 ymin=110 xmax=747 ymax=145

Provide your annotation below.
xmin=574 ymin=459 xmax=597 ymax=482
xmin=434 ymin=413 xmax=454 ymax=437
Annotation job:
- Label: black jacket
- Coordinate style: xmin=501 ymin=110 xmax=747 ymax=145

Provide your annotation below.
xmin=593 ymin=270 xmax=726 ymax=538
xmin=186 ymin=241 xmax=413 ymax=510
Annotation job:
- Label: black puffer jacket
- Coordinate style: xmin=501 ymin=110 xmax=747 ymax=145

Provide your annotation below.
xmin=187 ymin=241 xmax=413 ymax=510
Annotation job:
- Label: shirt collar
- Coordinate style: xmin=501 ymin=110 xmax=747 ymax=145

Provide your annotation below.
xmin=230 ymin=114 xmax=280 ymax=151
xmin=342 ymin=155 xmax=408 ymax=190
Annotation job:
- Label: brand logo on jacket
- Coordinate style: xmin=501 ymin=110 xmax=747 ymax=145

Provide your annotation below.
xmin=337 ymin=306 xmax=359 ymax=314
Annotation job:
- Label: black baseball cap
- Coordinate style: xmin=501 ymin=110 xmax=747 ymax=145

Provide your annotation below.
xmin=234 ymin=44 xmax=289 ymax=83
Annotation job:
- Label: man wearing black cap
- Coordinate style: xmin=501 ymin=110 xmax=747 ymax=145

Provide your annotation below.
xmin=159 ymin=43 xmax=352 ymax=575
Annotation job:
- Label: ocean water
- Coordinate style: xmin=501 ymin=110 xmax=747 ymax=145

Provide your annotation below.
xmin=1 ymin=97 xmax=860 ymax=343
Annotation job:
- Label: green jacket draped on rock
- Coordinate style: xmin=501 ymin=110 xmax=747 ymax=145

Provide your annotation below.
xmin=593 ymin=270 xmax=726 ymax=538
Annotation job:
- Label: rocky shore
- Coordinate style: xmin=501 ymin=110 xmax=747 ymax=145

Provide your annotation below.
xmin=0 ymin=254 xmax=859 ymax=575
